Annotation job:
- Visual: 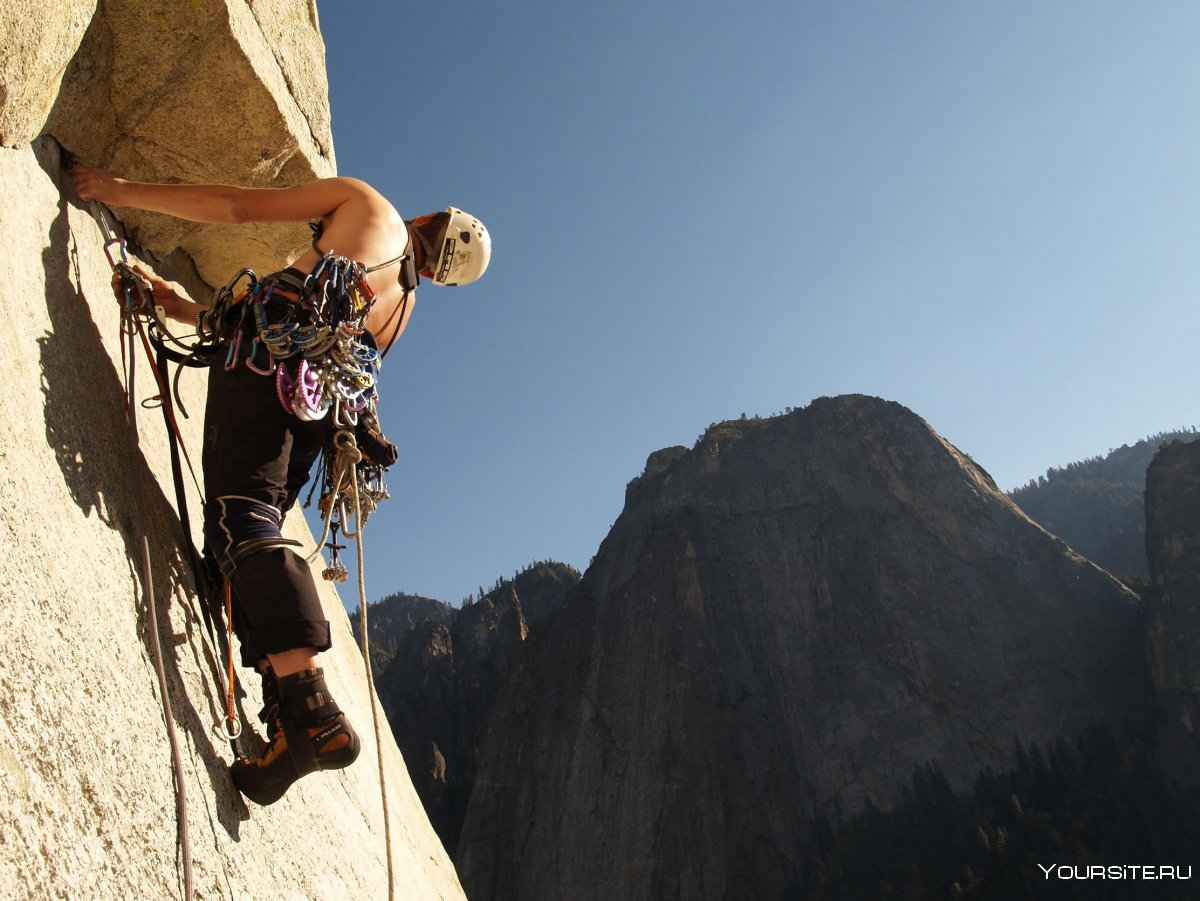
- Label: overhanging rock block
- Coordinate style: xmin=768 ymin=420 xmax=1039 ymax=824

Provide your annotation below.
xmin=44 ymin=0 xmax=336 ymax=288
xmin=0 ymin=0 xmax=98 ymax=147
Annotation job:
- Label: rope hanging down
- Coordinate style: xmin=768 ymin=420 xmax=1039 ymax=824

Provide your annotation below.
xmin=88 ymin=201 xmax=210 ymax=900
xmin=143 ymin=535 xmax=194 ymax=901
xmin=309 ymin=427 xmax=397 ymax=900
xmin=88 ymin=201 xmax=233 ymax=732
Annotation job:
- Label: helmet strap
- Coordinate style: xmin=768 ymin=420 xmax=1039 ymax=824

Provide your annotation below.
xmin=404 ymin=221 xmax=434 ymax=275
xmin=398 ymin=254 xmax=419 ymax=292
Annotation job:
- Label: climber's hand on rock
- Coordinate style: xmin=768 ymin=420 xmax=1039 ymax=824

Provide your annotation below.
xmin=70 ymin=163 xmax=126 ymax=205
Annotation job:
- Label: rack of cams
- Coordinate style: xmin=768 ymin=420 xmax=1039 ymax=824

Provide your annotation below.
xmin=203 ymin=260 xmax=382 ymax=425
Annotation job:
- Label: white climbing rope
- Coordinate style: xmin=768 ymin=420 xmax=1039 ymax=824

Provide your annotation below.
xmin=317 ymin=427 xmax=396 ymax=899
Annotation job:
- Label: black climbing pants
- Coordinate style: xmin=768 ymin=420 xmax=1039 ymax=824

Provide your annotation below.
xmin=202 ymin=355 xmax=331 ymax=667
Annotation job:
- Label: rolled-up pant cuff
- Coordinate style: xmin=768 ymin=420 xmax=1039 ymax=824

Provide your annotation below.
xmin=239 ymin=620 xmax=332 ymax=668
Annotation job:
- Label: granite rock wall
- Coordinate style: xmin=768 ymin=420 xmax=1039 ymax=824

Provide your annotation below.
xmin=0 ymin=4 xmax=464 ymax=898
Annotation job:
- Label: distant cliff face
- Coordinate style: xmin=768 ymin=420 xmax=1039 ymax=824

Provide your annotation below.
xmin=456 ymin=396 xmax=1150 ymax=901
xmin=0 ymin=4 xmax=463 ymax=898
xmin=376 ymin=562 xmax=580 ymax=856
xmin=1145 ymin=441 xmax=1200 ymax=789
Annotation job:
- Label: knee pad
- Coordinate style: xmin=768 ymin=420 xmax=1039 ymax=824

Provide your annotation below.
xmin=204 ymin=495 xmax=302 ymax=575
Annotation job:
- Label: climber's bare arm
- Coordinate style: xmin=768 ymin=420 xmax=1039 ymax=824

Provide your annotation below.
xmin=70 ymin=164 xmax=380 ymax=226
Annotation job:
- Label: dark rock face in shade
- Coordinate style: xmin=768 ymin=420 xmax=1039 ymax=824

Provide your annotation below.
xmin=455 ymin=395 xmax=1150 ymax=901
xmin=1145 ymin=440 xmax=1200 ymax=789
xmin=376 ymin=562 xmax=579 ymax=855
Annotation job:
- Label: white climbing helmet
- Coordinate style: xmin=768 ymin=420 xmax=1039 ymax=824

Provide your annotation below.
xmin=431 ymin=207 xmax=491 ymax=286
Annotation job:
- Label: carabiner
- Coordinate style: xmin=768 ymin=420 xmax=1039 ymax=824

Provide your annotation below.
xmin=224 ymin=330 xmax=243 ymax=371
xmin=253 ymin=295 xmax=271 ymax=335
xmin=104 ymin=237 xmax=128 ymax=270
xmin=212 ymin=715 xmax=242 ymax=742
xmin=340 ymin=498 xmax=361 ymax=539
xmin=305 ymin=253 xmax=332 ymax=289
xmin=245 ymin=337 xmax=276 ymax=375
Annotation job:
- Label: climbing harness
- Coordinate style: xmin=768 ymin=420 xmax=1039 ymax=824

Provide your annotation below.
xmin=202 ymin=247 xmax=400 ymax=583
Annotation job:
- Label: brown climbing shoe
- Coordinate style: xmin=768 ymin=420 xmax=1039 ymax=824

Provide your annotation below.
xmin=230 ymin=667 xmax=360 ymax=806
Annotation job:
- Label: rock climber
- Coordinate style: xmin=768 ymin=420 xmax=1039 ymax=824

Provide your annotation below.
xmin=69 ymin=163 xmax=491 ymax=805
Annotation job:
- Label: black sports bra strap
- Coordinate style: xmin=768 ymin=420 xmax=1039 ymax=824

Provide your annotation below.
xmin=364 ymin=253 xmax=408 ymax=273
xmin=309 ymin=218 xmax=409 ymax=268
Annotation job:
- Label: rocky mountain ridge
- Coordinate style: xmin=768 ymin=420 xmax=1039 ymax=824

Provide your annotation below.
xmin=454 ymin=395 xmax=1152 ymax=901
xmin=351 ymin=591 xmax=456 ymax=675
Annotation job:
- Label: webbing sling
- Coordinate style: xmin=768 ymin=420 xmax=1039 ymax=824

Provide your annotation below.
xmin=153 ymin=342 xmax=225 ymax=659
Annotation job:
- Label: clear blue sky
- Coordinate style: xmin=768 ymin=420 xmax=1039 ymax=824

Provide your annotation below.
xmin=313 ymin=1 xmax=1200 ymax=609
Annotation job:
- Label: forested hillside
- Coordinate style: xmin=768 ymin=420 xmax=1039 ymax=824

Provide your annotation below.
xmin=1009 ymin=430 xmax=1198 ymax=576
xmin=350 ymin=592 xmax=456 ymax=675
xmin=802 ymin=725 xmax=1200 ymax=899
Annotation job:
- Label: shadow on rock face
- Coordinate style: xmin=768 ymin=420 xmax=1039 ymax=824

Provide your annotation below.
xmin=34 ymin=135 xmax=256 ymax=836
